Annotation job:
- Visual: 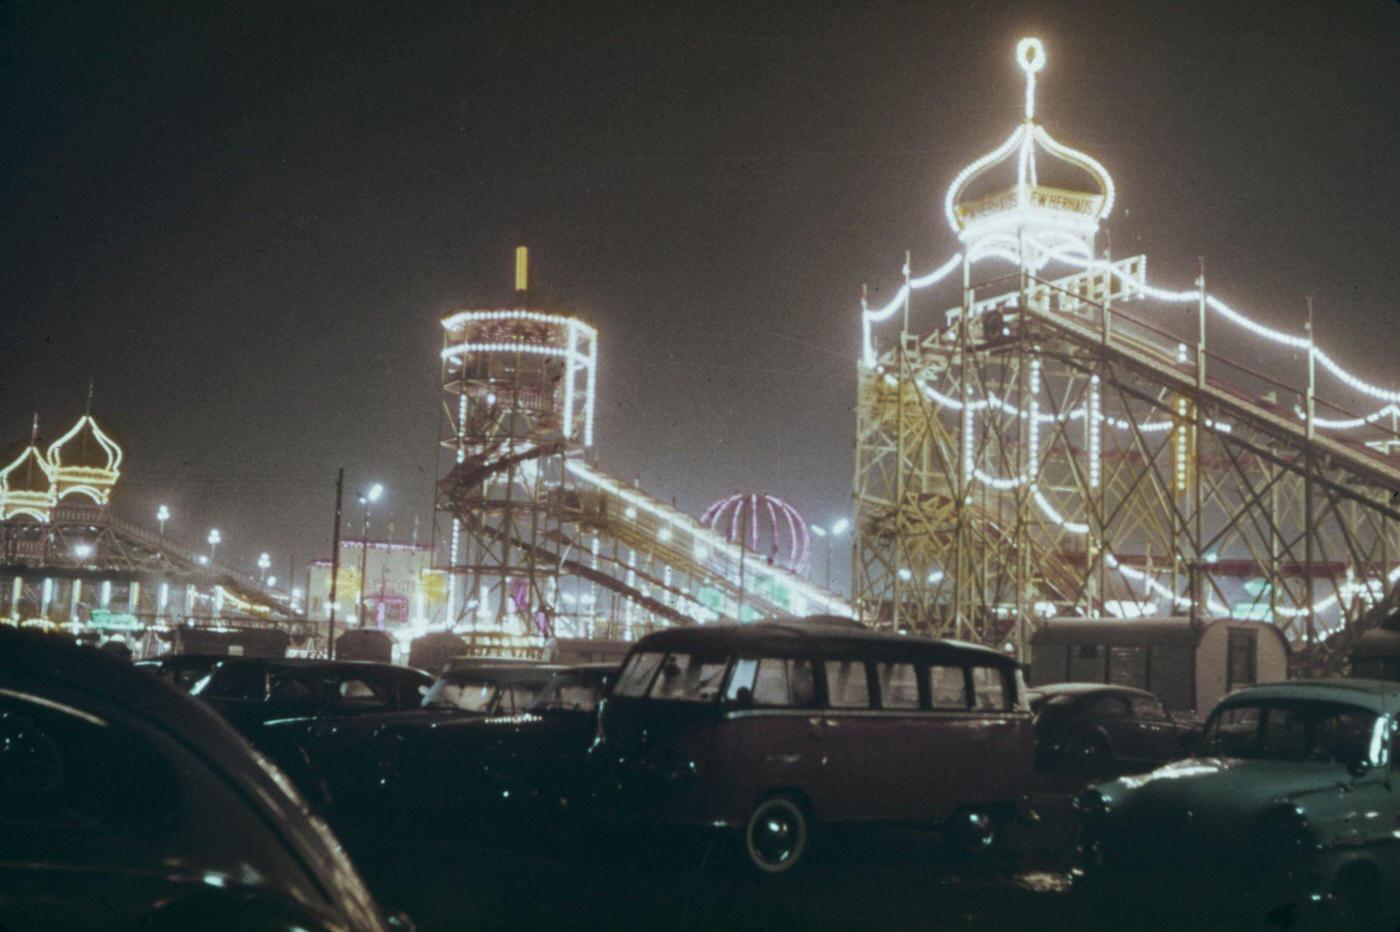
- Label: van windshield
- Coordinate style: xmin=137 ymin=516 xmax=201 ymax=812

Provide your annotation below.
xmin=649 ymin=653 xmax=729 ymax=702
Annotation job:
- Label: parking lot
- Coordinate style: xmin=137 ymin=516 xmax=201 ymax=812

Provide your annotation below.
xmin=337 ymin=788 xmax=1089 ymax=932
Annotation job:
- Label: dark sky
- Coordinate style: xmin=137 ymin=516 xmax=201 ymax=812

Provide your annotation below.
xmin=2 ymin=1 xmax=1396 ymax=592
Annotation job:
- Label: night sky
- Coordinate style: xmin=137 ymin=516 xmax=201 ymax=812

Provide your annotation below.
xmin=2 ymin=1 xmax=1396 ymax=593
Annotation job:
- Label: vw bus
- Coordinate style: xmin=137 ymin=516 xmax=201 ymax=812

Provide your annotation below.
xmin=594 ymin=620 xmax=1033 ymax=874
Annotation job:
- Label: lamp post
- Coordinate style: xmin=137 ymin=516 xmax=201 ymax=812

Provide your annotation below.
xmin=257 ymin=552 xmax=271 ymax=583
xmin=811 ymin=518 xmax=850 ymax=589
xmin=156 ymin=505 xmax=170 ymax=537
xmin=357 ymin=483 xmax=383 ymax=628
xmin=207 ymin=528 xmax=221 ymax=563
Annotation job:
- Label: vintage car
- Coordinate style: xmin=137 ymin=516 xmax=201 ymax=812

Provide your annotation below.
xmin=0 ymin=628 xmax=405 ymax=931
xmin=301 ymin=661 xmax=565 ymax=812
xmin=191 ymin=657 xmax=434 ymax=796
xmin=1029 ymin=683 xmax=1200 ymax=777
xmin=366 ymin=663 xmax=619 ymax=820
xmin=1078 ymin=679 xmax=1400 ymax=929
xmin=593 ymin=620 xmax=1034 ymax=875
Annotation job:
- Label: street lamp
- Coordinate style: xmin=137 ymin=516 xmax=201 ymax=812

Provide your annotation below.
xmin=357 ymin=483 xmax=384 ymax=628
xmin=156 ymin=505 xmax=170 ymax=536
xmin=809 ymin=518 xmax=851 ymax=589
xmin=207 ymin=528 xmax=221 ymax=562
xmin=257 ymin=552 xmax=271 ymax=583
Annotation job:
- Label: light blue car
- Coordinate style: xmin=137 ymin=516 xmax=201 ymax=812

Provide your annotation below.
xmin=1077 ymin=679 xmax=1400 ymax=930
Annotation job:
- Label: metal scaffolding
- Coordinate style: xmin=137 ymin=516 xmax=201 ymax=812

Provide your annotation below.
xmin=852 ymin=38 xmax=1400 ymax=673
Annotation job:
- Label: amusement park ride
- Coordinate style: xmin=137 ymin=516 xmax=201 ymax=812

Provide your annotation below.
xmin=0 ymin=409 xmax=292 ymax=643
xmin=434 ymin=248 xmax=852 ymax=642
xmin=852 ymin=38 xmax=1400 ymax=671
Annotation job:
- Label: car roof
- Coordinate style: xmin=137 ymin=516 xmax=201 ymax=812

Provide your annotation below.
xmin=442 ymin=663 xmax=566 ymax=682
xmin=1027 ymin=682 xmax=1156 ymax=700
xmin=632 ymin=620 xmax=1016 ymax=666
xmin=561 ymin=662 xmax=620 ymax=675
xmin=1218 ymin=678 xmax=1400 ymax=713
xmin=213 ymin=657 xmax=426 ymax=676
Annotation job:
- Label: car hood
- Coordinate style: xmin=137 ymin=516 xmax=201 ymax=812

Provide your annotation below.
xmin=1097 ymin=756 xmax=1364 ymax=836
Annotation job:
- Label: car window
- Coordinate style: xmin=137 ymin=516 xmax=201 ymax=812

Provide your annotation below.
xmin=0 ymin=693 xmax=179 ymax=831
xmin=971 ymin=666 xmax=1009 ymax=711
xmin=335 ymin=677 xmax=389 ymax=708
xmin=268 ymin=671 xmax=322 ymax=702
xmin=1130 ymin=695 xmax=1167 ymax=721
xmin=729 ymin=658 xmax=815 ymax=708
xmin=614 ymin=652 xmax=665 ymax=697
xmin=650 ymin=654 xmax=728 ymax=702
xmin=425 ymin=677 xmax=496 ymax=712
xmin=196 ymin=662 xmax=266 ymax=700
xmin=930 ymin=665 xmax=967 ymax=709
xmin=500 ymin=683 xmax=545 ymax=713
xmin=529 ymin=675 xmax=603 ymax=712
xmin=1089 ymin=695 xmax=1130 ymax=719
xmin=875 ymin=662 xmax=920 ymax=710
xmin=824 ymin=660 xmax=871 ymax=709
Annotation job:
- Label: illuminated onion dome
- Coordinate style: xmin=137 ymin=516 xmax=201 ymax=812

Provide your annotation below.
xmin=0 ymin=435 xmax=56 ymax=521
xmin=46 ymin=414 xmax=123 ymax=504
xmin=944 ymin=38 xmax=1115 ymax=270
xmin=701 ymin=492 xmax=811 ymax=574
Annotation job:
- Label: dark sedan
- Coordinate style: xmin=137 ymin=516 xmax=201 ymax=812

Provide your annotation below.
xmin=1028 ymin=683 xmax=1199 ymax=778
xmin=191 ymin=657 xmax=434 ymax=796
xmin=345 ymin=663 xmax=617 ymax=825
xmin=0 ymin=629 xmax=401 ymax=931
xmin=304 ymin=662 xmax=564 ymax=810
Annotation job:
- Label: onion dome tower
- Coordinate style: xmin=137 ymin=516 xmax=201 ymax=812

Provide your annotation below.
xmin=944 ymin=38 xmax=1115 ymax=271
xmin=701 ymin=492 xmax=811 ymax=575
xmin=0 ymin=417 xmax=56 ymax=521
xmin=46 ymin=413 xmax=123 ymax=505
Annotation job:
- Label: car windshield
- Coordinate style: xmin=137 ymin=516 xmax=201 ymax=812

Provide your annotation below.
xmin=527 ymin=674 xmax=603 ymax=713
xmin=1198 ymin=700 xmax=1380 ymax=764
xmin=423 ymin=676 xmax=497 ymax=712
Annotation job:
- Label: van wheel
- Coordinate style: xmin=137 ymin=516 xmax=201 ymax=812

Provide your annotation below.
xmin=743 ymin=794 xmax=810 ymax=876
xmin=950 ymin=807 xmax=999 ymax=857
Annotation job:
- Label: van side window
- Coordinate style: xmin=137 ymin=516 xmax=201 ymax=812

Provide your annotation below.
xmin=824 ymin=660 xmax=871 ymax=709
xmin=971 ymin=666 xmax=1010 ymax=711
xmin=615 ymin=652 xmax=665 ymax=697
xmin=929 ymin=665 xmax=968 ymax=709
xmin=730 ymin=658 xmax=816 ymax=707
xmin=875 ymin=662 xmax=920 ymax=710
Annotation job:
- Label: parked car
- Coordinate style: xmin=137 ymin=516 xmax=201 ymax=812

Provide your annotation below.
xmin=368 ymin=662 xmax=620 ymax=820
xmin=0 ymin=628 xmax=404 ymax=931
xmin=191 ymin=657 xmax=434 ymax=796
xmin=593 ymin=621 xmax=1034 ymax=875
xmin=1078 ymin=678 xmax=1400 ymax=929
xmin=1028 ymin=683 xmax=1200 ymax=777
xmin=134 ymin=653 xmax=225 ymax=691
xmin=301 ymin=661 xmax=564 ymax=811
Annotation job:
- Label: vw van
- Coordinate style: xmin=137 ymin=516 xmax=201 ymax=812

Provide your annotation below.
xmin=593 ymin=620 xmax=1034 ymax=874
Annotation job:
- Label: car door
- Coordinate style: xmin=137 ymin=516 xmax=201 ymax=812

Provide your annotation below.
xmin=1128 ymin=694 xmax=1183 ymax=764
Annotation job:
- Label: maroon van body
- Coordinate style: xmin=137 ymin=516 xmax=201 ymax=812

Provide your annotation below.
xmin=594 ymin=621 xmax=1034 ymax=873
